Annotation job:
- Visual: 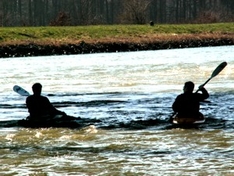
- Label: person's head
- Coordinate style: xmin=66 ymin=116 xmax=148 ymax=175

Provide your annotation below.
xmin=32 ymin=83 xmax=42 ymax=95
xmin=183 ymin=81 xmax=194 ymax=93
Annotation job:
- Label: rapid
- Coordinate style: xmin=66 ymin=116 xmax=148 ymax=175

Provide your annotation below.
xmin=0 ymin=46 xmax=234 ymax=175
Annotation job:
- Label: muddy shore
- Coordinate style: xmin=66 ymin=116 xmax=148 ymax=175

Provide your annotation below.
xmin=1 ymin=37 xmax=234 ymax=58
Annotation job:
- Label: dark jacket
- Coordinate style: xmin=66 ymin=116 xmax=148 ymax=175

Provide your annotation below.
xmin=172 ymin=88 xmax=209 ymax=117
xmin=26 ymin=95 xmax=64 ymax=120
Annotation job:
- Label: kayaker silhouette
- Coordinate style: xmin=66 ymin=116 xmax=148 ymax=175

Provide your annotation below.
xmin=26 ymin=83 xmax=67 ymax=121
xmin=172 ymin=81 xmax=209 ymax=123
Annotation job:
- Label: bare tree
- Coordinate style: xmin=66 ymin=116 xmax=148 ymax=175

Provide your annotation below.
xmin=119 ymin=0 xmax=151 ymax=24
xmin=1 ymin=0 xmax=234 ymax=26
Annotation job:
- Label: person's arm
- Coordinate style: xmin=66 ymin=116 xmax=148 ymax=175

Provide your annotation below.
xmin=26 ymin=96 xmax=32 ymax=114
xmin=172 ymin=96 xmax=181 ymax=112
xmin=45 ymin=97 xmax=66 ymax=116
xmin=197 ymin=87 xmax=209 ymax=100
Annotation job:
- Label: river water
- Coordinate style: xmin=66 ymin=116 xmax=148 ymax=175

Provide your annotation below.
xmin=0 ymin=46 xmax=234 ymax=175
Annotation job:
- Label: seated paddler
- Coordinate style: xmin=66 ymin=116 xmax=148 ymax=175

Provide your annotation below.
xmin=26 ymin=83 xmax=67 ymax=121
xmin=172 ymin=81 xmax=209 ymax=119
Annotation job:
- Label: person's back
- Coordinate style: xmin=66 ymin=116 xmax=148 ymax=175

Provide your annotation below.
xmin=26 ymin=83 xmax=65 ymax=121
xmin=172 ymin=81 xmax=209 ymax=117
xmin=26 ymin=94 xmax=55 ymax=118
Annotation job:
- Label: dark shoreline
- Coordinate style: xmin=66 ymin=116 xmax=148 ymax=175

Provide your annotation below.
xmin=1 ymin=38 xmax=234 ymax=58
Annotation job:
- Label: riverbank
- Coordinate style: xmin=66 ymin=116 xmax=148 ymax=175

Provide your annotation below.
xmin=1 ymin=24 xmax=234 ymax=58
xmin=1 ymin=34 xmax=234 ymax=58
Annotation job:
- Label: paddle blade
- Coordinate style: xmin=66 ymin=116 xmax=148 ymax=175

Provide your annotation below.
xmin=211 ymin=61 xmax=227 ymax=78
xmin=13 ymin=85 xmax=30 ymax=96
xmin=196 ymin=61 xmax=227 ymax=92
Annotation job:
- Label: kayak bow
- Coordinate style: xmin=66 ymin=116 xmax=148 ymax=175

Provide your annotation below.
xmin=172 ymin=113 xmax=205 ymax=125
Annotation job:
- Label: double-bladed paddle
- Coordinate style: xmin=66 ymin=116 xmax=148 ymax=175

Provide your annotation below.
xmin=195 ymin=61 xmax=227 ymax=93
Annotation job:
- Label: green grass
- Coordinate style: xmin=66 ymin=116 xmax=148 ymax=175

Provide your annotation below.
xmin=1 ymin=23 xmax=234 ymax=45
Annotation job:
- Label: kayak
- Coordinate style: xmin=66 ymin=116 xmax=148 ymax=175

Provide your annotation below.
xmin=17 ymin=118 xmax=83 ymax=128
xmin=0 ymin=116 xmax=101 ymax=128
xmin=172 ymin=113 xmax=205 ymax=125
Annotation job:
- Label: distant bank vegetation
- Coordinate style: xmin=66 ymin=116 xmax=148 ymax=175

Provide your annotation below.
xmin=0 ymin=0 xmax=234 ymax=27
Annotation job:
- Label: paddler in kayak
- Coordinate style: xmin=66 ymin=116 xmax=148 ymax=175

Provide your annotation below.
xmin=172 ymin=81 xmax=209 ymax=123
xmin=26 ymin=83 xmax=67 ymax=121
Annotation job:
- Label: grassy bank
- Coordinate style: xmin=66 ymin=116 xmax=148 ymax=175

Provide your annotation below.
xmin=1 ymin=23 xmax=234 ymax=58
xmin=1 ymin=23 xmax=234 ymax=46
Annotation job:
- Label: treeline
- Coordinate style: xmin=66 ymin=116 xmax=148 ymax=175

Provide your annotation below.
xmin=0 ymin=0 xmax=234 ymax=27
